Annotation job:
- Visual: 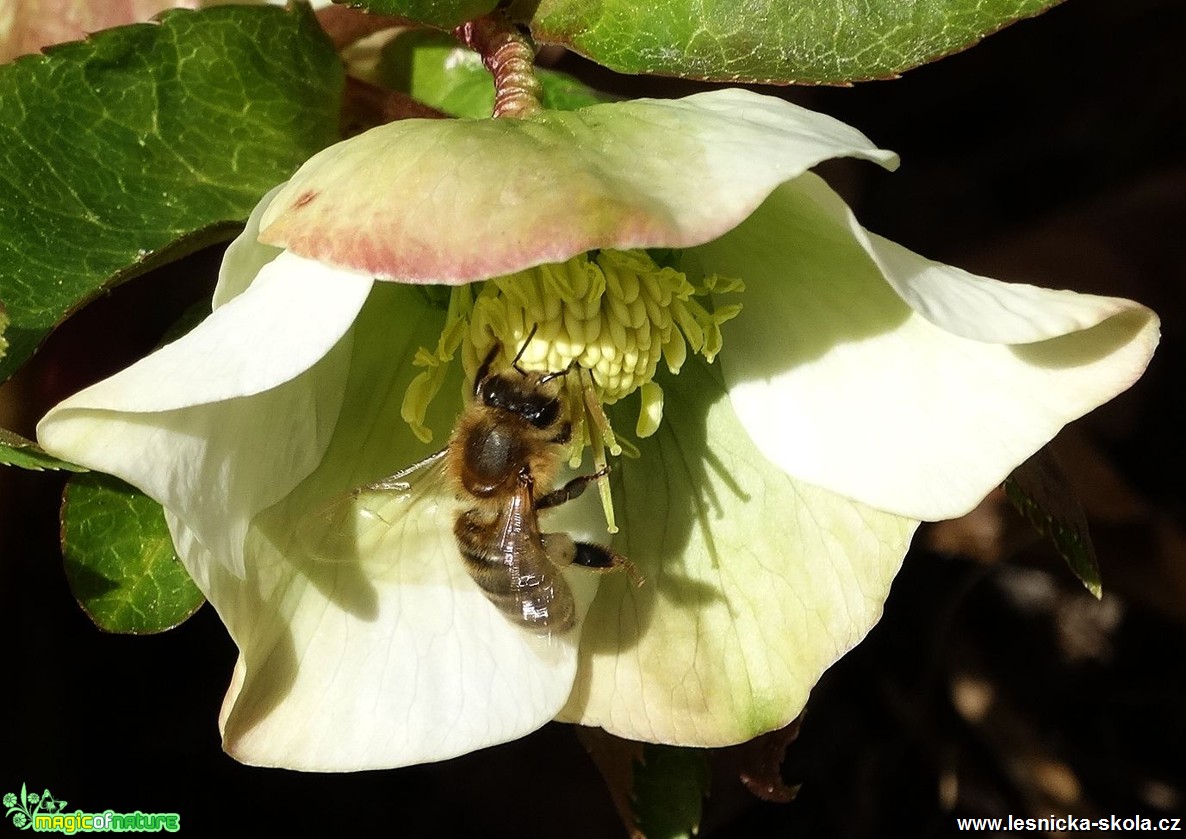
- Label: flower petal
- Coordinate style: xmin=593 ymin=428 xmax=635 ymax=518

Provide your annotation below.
xmin=182 ymin=498 xmax=591 ymax=770
xmin=259 ymin=88 xmax=898 ymax=283
xmin=558 ymin=357 xmax=916 ymax=745
xmin=37 ymin=251 xmax=373 ymax=575
xmin=0 ymin=0 xmax=194 ymax=62
xmin=798 ymin=175 xmax=1147 ymax=344
xmin=692 ymin=175 xmax=1158 ymax=521
xmin=213 ymin=183 xmax=284 ymax=308
xmin=190 ymin=282 xmax=601 ymax=769
xmin=0 ymin=0 xmax=332 ymax=63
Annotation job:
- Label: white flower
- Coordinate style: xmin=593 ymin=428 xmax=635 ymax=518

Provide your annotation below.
xmin=38 ymin=89 xmax=1157 ymax=770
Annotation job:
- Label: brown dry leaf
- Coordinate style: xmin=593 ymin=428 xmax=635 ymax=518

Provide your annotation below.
xmin=576 ymin=727 xmax=646 ymax=839
xmin=719 ymin=717 xmax=803 ymax=803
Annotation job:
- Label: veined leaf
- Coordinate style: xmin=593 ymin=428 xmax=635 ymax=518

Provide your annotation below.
xmin=519 ymin=0 xmax=1065 ymax=84
xmin=338 ymin=0 xmax=498 ymax=29
xmin=1005 ymin=447 xmax=1101 ymax=598
xmin=62 ymin=471 xmax=204 ymax=633
xmin=0 ymin=427 xmax=86 ymax=471
xmin=0 ymin=4 xmax=342 ymax=382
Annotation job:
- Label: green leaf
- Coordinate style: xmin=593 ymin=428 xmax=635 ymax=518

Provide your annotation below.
xmin=518 ymin=0 xmax=1065 ymax=84
xmin=340 ymin=0 xmax=498 ymax=29
xmin=61 ymin=471 xmax=204 ymax=633
xmin=0 ymin=297 xmax=7 ymax=360
xmin=536 ymin=70 xmax=617 ymax=111
xmin=378 ymin=30 xmax=612 ymax=120
xmin=633 ymin=744 xmax=711 ymax=839
xmin=0 ymin=427 xmax=86 ymax=471
xmin=0 ymin=4 xmax=342 ymax=383
xmin=1005 ymin=447 xmax=1101 ymax=598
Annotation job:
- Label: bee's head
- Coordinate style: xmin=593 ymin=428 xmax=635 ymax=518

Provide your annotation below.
xmin=476 ymin=368 xmax=563 ymax=430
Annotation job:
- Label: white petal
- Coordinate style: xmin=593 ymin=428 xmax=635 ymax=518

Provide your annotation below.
xmin=178 ymin=497 xmax=590 ymax=770
xmin=178 ymin=283 xmax=603 ymax=769
xmin=695 ymin=176 xmax=1158 ymax=521
xmin=559 ymin=357 xmax=916 ymax=744
xmin=37 ymin=254 xmax=373 ymax=575
xmin=798 ymin=175 xmax=1144 ymax=343
xmin=45 ymin=252 xmax=372 ymax=411
xmin=213 ymin=183 xmax=285 ymax=309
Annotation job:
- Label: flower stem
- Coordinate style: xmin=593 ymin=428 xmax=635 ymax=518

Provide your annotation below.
xmin=454 ymin=14 xmax=542 ymax=119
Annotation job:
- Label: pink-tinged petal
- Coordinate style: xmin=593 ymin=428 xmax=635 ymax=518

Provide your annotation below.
xmin=37 ymin=252 xmax=374 ymax=576
xmin=693 ymin=175 xmax=1158 ymax=522
xmin=259 ymin=88 xmax=898 ymax=283
xmin=0 ymin=0 xmax=194 ymax=62
xmin=0 ymin=0 xmax=334 ymax=62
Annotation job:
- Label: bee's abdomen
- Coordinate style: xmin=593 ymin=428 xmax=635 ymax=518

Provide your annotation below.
xmin=454 ymin=509 xmax=575 ymax=634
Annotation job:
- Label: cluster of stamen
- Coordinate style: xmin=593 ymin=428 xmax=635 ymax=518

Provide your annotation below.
xmin=401 ymin=249 xmax=741 ymax=530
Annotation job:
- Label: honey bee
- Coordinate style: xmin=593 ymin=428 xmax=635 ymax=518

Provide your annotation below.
xmin=303 ymin=343 xmax=631 ymax=634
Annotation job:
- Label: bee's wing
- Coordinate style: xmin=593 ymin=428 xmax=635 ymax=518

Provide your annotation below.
xmin=494 ymin=482 xmax=547 ymax=569
xmin=297 ymin=448 xmax=452 ymax=565
xmin=491 ymin=482 xmax=574 ymax=630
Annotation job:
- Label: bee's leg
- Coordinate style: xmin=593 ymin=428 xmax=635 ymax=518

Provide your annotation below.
xmin=541 ymin=532 xmax=577 ymax=565
xmin=574 ymin=542 xmax=644 ymax=586
xmin=536 ymin=465 xmax=610 ymax=510
xmin=541 ymin=533 xmax=643 ymax=586
xmin=573 ymin=542 xmax=622 ymax=570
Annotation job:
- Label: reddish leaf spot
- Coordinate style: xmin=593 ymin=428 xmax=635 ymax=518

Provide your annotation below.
xmin=293 ymin=190 xmax=318 ymax=209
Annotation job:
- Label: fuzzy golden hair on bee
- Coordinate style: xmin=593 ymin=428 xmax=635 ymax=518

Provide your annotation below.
xmin=301 ymin=339 xmax=634 ymax=636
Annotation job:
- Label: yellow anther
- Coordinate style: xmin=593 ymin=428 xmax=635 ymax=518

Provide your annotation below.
xmin=401 ymin=249 xmax=741 ymax=529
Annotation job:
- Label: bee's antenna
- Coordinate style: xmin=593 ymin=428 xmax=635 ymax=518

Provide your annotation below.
xmin=474 ymin=341 xmax=501 ymax=397
xmin=511 ymin=324 xmax=539 ymax=375
xmin=539 ymin=360 xmax=578 ymax=385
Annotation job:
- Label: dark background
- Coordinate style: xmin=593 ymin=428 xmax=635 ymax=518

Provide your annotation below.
xmin=2 ymin=0 xmax=1183 ymax=835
